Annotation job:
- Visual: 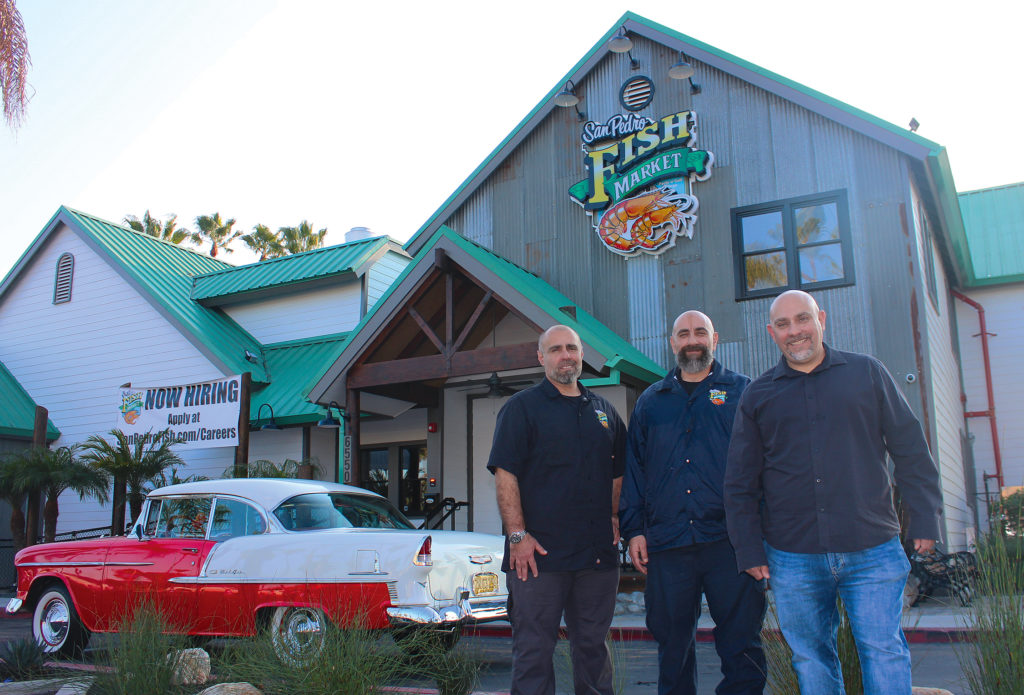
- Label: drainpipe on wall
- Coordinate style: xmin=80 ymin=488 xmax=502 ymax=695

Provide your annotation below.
xmin=952 ymin=290 xmax=1004 ymax=489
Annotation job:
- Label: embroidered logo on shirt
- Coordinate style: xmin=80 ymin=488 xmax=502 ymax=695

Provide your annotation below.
xmin=594 ymin=409 xmax=610 ymax=429
xmin=709 ymin=389 xmax=727 ymax=405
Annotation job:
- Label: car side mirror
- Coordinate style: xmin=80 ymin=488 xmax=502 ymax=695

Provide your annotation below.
xmin=134 ymin=525 xmax=144 ymax=541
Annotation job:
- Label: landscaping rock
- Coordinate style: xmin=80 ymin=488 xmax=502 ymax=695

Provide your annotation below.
xmin=911 ymin=688 xmax=954 ymax=695
xmin=167 ymin=647 xmax=210 ymax=686
xmin=195 ymin=683 xmax=264 ymax=695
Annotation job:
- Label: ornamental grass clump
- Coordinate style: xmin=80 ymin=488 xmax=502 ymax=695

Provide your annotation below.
xmin=89 ymin=602 xmax=193 ymax=695
xmin=957 ymin=531 xmax=1024 ymax=695
xmin=0 ymin=637 xmax=50 ymax=680
xmin=214 ymin=620 xmax=481 ymax=695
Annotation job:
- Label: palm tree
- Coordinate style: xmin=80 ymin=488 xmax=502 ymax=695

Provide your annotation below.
xmin=0 ymin=452 xmax=30 ymax=551
xmin=145 ymin=466 xmax=208 ymax=492
xmin=81 ymin=429 xmax=184 ymax=534
xmin=241 ymin=223 xmax=283 ymax=261
xmin=0 ymin=0 xmax=31 ymax=129
xmin=277 ymin=220 xmax=328 ymax=255
xmin=192 ymin=212 xmax=241 ymax=257
xmin=124 ymin=210 xmax=190 ymax=245
xmin=229 ymin=458 xmax=322 ymax=479
xmin=15 ymin=445 xmax=109 ymax=543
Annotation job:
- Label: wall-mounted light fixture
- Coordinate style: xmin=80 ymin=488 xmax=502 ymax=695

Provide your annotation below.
xmin=609 ymin=26 xmax=640 ymax=69
xmin=668 ymin=51 xmax=701 ymax=95
xmin=254 ymin=403 xmax=281 ymax=430
xmin=244 ymin=349 xmax=260 ymax=364
xmin=554 ymin=80 xmax=587 ymax=122
xmin=317 ymin=401 xmax=343 ymax=429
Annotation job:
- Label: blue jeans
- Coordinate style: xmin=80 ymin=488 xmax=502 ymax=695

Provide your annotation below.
xmin=765 ymin=536 xmax=911 ymax=695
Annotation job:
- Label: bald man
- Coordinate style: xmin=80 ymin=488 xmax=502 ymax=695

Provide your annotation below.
xmin=620 ymin=311 xmax=765 ymax=695
xmin=488 ymin=325 xmax=626 ymax=695
xmin=724 ymin=290 xmax=943 ymax=695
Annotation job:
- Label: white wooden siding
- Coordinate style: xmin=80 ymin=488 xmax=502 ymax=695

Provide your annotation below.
xmin=911 ymin=188 xmax=972 ymax=549
xmin=222 ymin=284 xmax=362 ymax=344
xmin=0 ymin=225 xmax=232 ymax=531
xmin=366 ymin=251 xmax=409 ymax=312
xmin=956 ymin=286 xmax=1024 ymax=502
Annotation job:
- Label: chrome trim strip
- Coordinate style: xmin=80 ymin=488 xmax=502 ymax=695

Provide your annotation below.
xmin=170 ymin=576 xmax=395 ymax=585
xmin=18 ymin=561 xmax=155 ymax=568
xmin=18 ymin=561 xmax=105 ymax=567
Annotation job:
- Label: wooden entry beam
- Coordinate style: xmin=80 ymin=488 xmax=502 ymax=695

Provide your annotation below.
xmin=348 ymin=342 xmax=538 ymax=389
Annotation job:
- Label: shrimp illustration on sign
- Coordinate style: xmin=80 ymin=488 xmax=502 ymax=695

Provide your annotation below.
xmin=597 ymin=187 xmax=697 ymax=254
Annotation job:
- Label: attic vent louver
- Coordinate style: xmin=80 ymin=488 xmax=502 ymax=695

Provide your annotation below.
xmin=620 ymin=75 xmax=655 ymax=112
xmin=53 ymin=253 xmax=74 ymax=304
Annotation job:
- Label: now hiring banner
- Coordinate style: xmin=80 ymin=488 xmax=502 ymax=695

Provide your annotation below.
xmin=116 ymin=375 xmax=242 ymax=450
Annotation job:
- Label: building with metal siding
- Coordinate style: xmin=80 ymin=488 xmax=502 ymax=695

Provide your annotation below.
xmin=1 ymin=12 xmax=1008 ymax=552
xmin=385 ymin=12 xmax=974 ymax=546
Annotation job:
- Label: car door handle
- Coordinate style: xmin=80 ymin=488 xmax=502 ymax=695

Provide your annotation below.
xmin=183 ymin=547 xmax=199 ymax=553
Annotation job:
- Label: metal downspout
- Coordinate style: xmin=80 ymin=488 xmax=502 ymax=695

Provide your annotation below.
xmin=952 ymin=290 xmax=1004 ymax=489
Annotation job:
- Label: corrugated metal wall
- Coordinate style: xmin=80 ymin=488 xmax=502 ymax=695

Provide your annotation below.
xmin=441 ymin=35 xmax=927 ymax=396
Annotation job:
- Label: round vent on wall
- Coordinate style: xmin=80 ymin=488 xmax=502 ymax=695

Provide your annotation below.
xmin=620 ymin=75 xmax=655 ymax=111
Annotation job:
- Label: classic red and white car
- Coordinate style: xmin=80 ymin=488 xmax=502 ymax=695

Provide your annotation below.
xmin=6 ymin=479 xmax=507 ymax=662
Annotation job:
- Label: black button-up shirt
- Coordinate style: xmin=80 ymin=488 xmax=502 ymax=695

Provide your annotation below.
xmin=724 ymin=344 xmax=943 ymax=571
xmin=487 ymin=378 xmax=626 ymax=572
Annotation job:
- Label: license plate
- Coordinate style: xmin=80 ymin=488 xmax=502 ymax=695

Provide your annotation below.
xmin=472 ymin=572 xmax=499 ymax=595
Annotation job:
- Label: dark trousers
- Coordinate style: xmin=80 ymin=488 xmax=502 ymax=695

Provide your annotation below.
xmin=506 ymin=567 xmax=618 ymax=695
xmin=646 ymin=539 xmax=766 ymax=695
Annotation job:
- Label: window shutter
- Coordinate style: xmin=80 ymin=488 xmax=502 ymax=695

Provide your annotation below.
xmin=54 ymin=253 xmax=74 ymax=304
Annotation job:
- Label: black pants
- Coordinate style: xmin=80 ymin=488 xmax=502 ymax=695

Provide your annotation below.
xmin=506 ymin=567 xmax=618 ymax=695
xmin=646 ymin=539 xmax=766 ymax=695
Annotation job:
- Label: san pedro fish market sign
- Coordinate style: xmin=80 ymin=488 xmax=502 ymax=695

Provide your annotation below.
xmin=117 ymin=375 xmax=241 ymax=450
xmin=568 ymin=110 xmax=714 ymax=258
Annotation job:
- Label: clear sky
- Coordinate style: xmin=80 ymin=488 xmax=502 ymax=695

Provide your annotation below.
xmin=2 ymin=0 xmax=1022 ymax=277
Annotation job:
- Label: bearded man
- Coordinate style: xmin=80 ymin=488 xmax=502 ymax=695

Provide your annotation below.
xmin=488 ymin=324 xmax=627 ymax=695
xmin=620 ymin=310 xmax=765 ymax=695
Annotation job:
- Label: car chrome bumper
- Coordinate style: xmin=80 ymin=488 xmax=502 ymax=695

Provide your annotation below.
xmin=386 ymin=594 xmax=507 ymax=627
xmin=6 ymin=598 xmax=23 ymax=614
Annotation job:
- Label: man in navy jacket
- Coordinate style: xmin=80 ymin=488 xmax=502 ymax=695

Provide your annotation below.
xmin=620 ymin=310 xmax=764 ymax=695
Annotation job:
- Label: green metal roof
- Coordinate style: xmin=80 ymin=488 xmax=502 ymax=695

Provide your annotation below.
xmin=191 ymin=237 xmax=395 ymax=302
xmin=253 ymin=333 xmax=350 ymax=426
xmin=311 ymin=225 xmax=665 ymax=403
xmin=404 ymin=11 xmax=964 ymax=261
xmin=0 ymin=360 xmax=60 ymax=440
xmin=5 ymin=208 xmax=270 ymax=382
xmin=438 ymin=229 xmax=665 ymax=383
xmin=957 ymin=182 xmax=1024 ymax=286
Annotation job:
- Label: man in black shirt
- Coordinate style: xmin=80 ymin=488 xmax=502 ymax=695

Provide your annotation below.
xmin=488 ymin=324 xmax=626 ymax=695
xmin=724 ymin=290 xmax=943 ymax=695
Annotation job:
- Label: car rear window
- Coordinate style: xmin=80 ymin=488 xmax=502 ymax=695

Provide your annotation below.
xmin=274 ymin=492 xmax=415 ymax=531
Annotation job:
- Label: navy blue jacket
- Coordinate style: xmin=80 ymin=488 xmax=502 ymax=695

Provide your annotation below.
xmin=620 ymin=360 xmax=750 ymax=553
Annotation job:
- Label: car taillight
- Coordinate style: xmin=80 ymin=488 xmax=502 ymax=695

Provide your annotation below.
xmin=415 ymin=536 xmax=432 ymax=566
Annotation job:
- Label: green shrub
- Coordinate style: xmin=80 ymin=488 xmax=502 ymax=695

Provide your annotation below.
xmin=990 ymin=490 xmax=1023 ymax=537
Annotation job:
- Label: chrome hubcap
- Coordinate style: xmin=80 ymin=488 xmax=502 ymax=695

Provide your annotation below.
xmin=40 ymin=598 xmax=69 ymax=647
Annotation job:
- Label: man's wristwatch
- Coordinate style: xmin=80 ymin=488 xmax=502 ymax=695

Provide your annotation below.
xmin=508 ymin=530 xmax=527 ymax=544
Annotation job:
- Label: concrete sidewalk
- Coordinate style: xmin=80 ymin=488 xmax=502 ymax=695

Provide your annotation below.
xmin=466 ymin=599 xmax=976 ymax=643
